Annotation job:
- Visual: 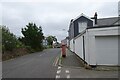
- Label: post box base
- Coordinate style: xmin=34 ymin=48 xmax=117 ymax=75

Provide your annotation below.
xmin=62 ymin=55 xmax=66 ymax=58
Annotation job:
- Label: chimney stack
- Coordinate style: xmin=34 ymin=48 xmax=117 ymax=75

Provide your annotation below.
xmin=94 ymin=12 xmax=97 ymax=25
xmin=70 ymin=19 xmax=74 ymax=22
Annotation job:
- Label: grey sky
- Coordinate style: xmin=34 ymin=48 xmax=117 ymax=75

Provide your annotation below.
xmin=1 ymin=0 xmax=119 ymax=42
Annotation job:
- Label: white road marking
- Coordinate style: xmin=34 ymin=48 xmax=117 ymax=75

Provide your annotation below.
xmin=57 ymin=70 xmax=61 ymax=74
xmin=55 ymin=58 xmax=58 ymax=66
xmin=53 ymin=55 xmax=60 ymax=66
xmin=56 ymin=75 xmax=60 ymax=78
xmin=66 ymin=75 xmax=70 ymax=78
xmin=40 ymin=53 xmax=44 ymax=56
xmin=65 ymin=70 xmax=69 ymax=73
xmin=58 ymin=66 xmax=61 ymax=69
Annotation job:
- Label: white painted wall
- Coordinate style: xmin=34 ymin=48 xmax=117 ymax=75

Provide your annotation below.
xmin=74 ymin=35 xmax=84 ymax=59
xmin=73 ymin=26 xmax=119 ymax=65
xmin=87 ymin=27 xmax=119 ymax=65
xmin=70 ymin=39 xmax=74 ymax=52
xmin=67 ymin=39 xmax=69 ymax=47
xmin=86 ymin=30 xmax=97 ymax=65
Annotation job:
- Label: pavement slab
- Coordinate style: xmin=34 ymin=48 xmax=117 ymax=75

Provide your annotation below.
xmin=57 ymin=48 xmax=119 ymax=79
xmin=61 ymin=49 xmax=84 ymax=67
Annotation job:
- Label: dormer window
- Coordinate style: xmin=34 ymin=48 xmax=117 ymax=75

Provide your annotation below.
xmin=78 ymin=22 xmax=87 ymax=33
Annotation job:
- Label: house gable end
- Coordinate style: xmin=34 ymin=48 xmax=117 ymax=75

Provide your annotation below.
xmin=73 ymin=15 xmax=93 ymax=37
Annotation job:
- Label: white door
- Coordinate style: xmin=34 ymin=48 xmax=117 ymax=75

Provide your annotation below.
xmin=95 ymin=36 xmax=118 ymax=65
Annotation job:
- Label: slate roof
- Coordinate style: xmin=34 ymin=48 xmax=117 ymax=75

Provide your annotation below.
xmin=73 ymin=13 xmax=92 ymax=22
xmin=97 ymin=17 xmax=120 ymax=26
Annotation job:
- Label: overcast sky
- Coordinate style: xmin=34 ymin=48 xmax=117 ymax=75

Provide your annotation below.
xmin=1 ymin=0 xmax=119 ymax=42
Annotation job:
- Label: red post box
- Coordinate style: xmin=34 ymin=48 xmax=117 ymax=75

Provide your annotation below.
xmin=61 ymin=44 xmax=66 ymax=57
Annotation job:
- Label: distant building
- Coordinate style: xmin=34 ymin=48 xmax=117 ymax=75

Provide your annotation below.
xmin=61 ymin=37 xmax=69 ymax=47
xmin=43 ymin=38 xmax=48 ymax=47
xmin=53 ymin=42 xmax=61 ymax=48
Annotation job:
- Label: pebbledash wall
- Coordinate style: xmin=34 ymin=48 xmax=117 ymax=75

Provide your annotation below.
xmin=70 ymin=26 xmax=119 ymax=66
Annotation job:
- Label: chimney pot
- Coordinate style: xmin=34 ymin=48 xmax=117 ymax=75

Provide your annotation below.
xmin=94 ymin=12 xmax=97 ymax=25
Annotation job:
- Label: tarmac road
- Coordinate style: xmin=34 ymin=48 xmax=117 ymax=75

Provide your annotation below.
xmin=2 ymin=48 xmax=61 ymax=78
xmin=2 ymin=48 xmax=119 ymax=80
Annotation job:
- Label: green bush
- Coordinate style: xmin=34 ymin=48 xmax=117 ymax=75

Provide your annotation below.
xmin=25 ymin=46 xmax=34 ymax=53
xmin=2 ymin=26 xmax=24 ymax=52
xmin=20 ymin=23 xmax=44 ymax=51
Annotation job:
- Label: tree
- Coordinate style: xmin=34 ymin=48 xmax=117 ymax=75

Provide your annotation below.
xmin=2 ymin=26 xmax=21 ymax=52
xmin=46 ymin=36 xmax=57 ymax=46
xmin=20 ymin=23 xmax=44 ymax=51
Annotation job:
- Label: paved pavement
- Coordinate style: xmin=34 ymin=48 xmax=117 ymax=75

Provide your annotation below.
xmin=2 ymin=48 xmax=61 ymax=78
xmin=61 ymin=49 xmax=84 ymax=67
xmin=56 ymin=49 xmax=119 ymax=79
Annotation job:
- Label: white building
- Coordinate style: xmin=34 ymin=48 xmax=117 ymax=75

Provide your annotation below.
xmin=68 ymin=13 xmax=120 ymax=66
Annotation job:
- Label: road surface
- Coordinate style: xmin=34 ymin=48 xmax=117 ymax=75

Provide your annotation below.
xmin=3 ymin=48 xmax=60 ymax=78
xmin=2 ymin=48 xmax=118 ymax=80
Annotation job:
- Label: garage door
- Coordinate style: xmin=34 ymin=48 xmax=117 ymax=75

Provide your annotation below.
xmin=95 ymin=36 xmax=118 ymax=65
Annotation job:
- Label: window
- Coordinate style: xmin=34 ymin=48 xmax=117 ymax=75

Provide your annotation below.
xmin=78 ymin=22 xmax=87 ymax=33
